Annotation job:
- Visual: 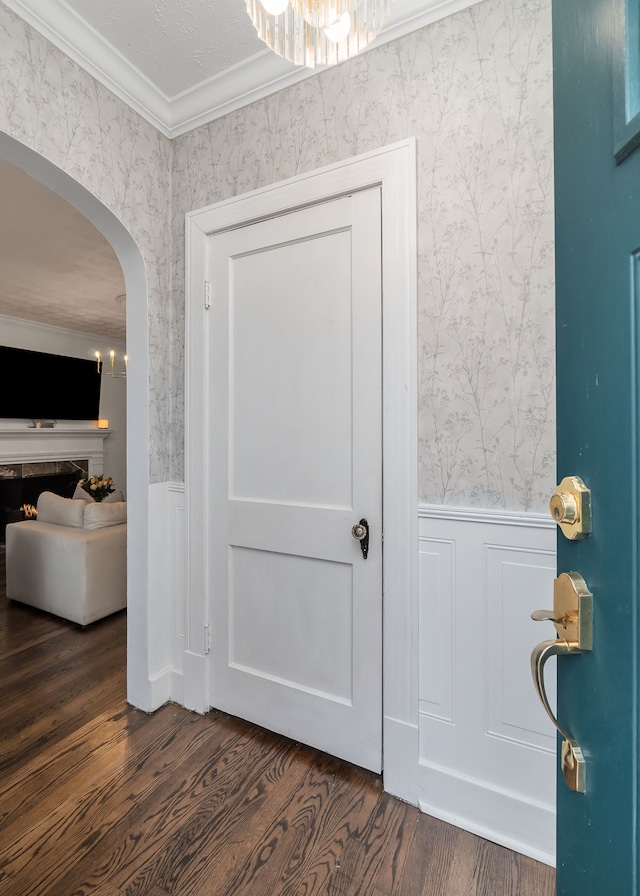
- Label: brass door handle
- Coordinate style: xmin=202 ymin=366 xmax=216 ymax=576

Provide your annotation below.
xmin=531 ymin=639 xmax=587 ymax=793
xmin=531 ymin=608 xmax=579 ymax=627
xmin=531 ymin=637 xmax=573 ymax=741
xmin=531 ymin=637 xmax=586 ymax=793
xmin=530 ymin=571 xmax=593 ymax=793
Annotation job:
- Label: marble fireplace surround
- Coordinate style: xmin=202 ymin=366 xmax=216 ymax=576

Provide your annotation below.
xmin=0 ymin=428 xmax=111 ymax=536
xmin=1 ymin=458 xmax=88 ymax=480
xmin=0 ymin=457 xmax=89 ymax=534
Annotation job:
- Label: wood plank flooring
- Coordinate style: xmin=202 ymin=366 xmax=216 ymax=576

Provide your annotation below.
xmin=0 ymin=550 xmax=555 ymax=895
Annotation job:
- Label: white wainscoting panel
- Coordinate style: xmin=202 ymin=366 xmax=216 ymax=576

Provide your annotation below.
xmin=419 ymin=539 xmax=455 ymax=723
xmin=418 ymin=506 xmax=557 ymax=866
xmin=148 ymin=481 xmax=186 ymax=707
xmin=169 ymin=483 xmax=187 ymax=691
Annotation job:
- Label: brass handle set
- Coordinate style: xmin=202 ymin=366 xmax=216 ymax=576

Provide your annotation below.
xmin=531 ymin=476 xmax=592 ymax=793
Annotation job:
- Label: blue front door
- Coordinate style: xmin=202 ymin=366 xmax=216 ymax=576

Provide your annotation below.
xmin=553 ymin=0 xmax=640 ymax=892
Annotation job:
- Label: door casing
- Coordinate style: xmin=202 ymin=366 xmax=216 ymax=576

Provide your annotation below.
xmin=185 ymin=138 xmax=418 ymax=802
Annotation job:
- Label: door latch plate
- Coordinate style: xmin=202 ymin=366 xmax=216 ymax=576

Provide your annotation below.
xmin=561 ymin=740 xmax=586 ymax=793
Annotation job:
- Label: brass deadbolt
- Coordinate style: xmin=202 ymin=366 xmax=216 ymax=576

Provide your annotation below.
xmin=550 ymin=492 xmax=578 ymax=524
xmin=550 ymin=476 xmax=591 ymax=540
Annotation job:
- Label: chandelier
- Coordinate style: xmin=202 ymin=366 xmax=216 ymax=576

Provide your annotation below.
xmin=95 ymin=350 xmax=127 ymax=378
xmin=245 ymin=0 xmax=392 ymax=67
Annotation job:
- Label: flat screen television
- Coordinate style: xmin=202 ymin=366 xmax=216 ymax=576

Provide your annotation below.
xmin=0 ymin=345 xmax=102 ymax=421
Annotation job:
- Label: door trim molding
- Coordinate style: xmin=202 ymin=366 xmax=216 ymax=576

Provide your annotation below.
xmin=185 ymin=138 xmax=419 ymax=802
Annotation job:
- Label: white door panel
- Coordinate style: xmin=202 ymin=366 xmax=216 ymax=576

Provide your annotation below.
xmin=228 ymin=546 xmax=353 ymax=701
xmin=208 ymin=188 xmax=383 ymax=772
xmin=230 ymin=228 xmax=353 ymax=508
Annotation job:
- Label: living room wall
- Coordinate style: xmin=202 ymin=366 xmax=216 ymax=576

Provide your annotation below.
xmin=0 ymin=313 xmax=127 ymax=492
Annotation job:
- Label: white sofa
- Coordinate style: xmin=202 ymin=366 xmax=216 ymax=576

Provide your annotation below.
xmin=6 ymin=491 xmax=127 ymax=626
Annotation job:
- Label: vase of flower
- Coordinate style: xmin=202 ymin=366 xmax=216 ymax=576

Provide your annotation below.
xmin=77 ymin=474 xmax=115 ymax=502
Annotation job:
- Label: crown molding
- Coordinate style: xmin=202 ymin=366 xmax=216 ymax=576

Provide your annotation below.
xmin=0 ymin=312 xmax=127 ymax=349
xmin=3 ymin=0 xmax=483 ymax=139
xmin=168 ymin=0 xmax=483 ymax=137
xmin=2 ymin=0 xmax=173 ymax=135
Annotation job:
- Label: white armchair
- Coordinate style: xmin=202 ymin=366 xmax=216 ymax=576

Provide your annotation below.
xmin=6 ymin=491 xmax=127 ymax=626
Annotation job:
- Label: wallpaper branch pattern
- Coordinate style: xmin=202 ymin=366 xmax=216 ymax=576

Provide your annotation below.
xmin=172 ymin=0 xmax=555 ymax=511
xmin=0 ymin=0 xmax=554 ymax=509
xmin=0 ymin=4 xmax=173 ymax=482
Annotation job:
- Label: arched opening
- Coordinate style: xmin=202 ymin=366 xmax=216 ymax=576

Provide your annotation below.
xmin=0 ymin=130 xmax=150 ymax=706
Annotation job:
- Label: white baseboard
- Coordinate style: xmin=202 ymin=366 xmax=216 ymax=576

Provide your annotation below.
xmin=182 ymin=650 xmax=209 ymax=714
xmin=383 ymin=716 xmax=419 ymax=804
xmin=146 ymin=668 xmax=174 ymax=711
xmin=419 ymin=758 xmax=555 ymax=866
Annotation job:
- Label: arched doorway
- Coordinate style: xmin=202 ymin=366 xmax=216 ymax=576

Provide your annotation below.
xmin=0 ymin=130 xmax=150 ymax=706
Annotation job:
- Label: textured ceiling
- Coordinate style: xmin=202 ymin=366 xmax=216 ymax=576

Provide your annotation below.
xmin=63 ymin=0 xmax=265 ymax=97
xmin=0 ymin=158 xmax=126 ymax=341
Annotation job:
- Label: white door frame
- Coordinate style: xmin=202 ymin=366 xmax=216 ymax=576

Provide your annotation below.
xmin=185 ymin=138 xmax=418 ymax=802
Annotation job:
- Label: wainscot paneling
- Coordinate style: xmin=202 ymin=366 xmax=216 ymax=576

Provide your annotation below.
xmin=148 ymin=481 xmax=186 ymax=707
xmin=418 ymin=506 xmax=557 ymax=866
xmin=155 ymin=495 xmax=557 ymax=864
xmin=168 ymin=482 xmax=186 ymax=694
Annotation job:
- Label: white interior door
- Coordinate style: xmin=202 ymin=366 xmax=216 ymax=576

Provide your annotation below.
xmin=207 ymin=188 xmax=383 ymax=772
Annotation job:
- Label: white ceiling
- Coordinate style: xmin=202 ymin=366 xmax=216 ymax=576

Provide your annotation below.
xmin=0 ymin=0 xmax=479 ymax=342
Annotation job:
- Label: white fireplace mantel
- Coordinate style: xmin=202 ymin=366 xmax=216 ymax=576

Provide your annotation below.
xmin=0 ymin=427 xmax=111 ymax=472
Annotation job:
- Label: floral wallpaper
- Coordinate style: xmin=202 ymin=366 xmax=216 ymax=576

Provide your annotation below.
xmin=0 ymin=3 xmax=173 ymax=483
xmin=0 ymin=0 xmax=555 ymax=511
xmin=172 ymin=0 xmax=555 ymax=511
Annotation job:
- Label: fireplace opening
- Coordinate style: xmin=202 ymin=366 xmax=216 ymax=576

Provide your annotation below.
xmin=0 ymin=460 xmax=89 ymax=544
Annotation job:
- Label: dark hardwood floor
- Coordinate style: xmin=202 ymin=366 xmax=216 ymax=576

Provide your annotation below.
xmin=0 ymin=550 xmax=555 ymax=895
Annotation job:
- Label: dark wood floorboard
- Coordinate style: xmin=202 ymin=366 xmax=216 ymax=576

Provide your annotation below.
xmin=0 ymin=549 xmax=555 ymax=895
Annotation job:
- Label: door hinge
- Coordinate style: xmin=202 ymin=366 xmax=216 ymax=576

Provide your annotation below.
xmin=204 ymin=280 xmax=211 ymax=310
xmin=204 ymin=623 xmax=211 ymax=654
